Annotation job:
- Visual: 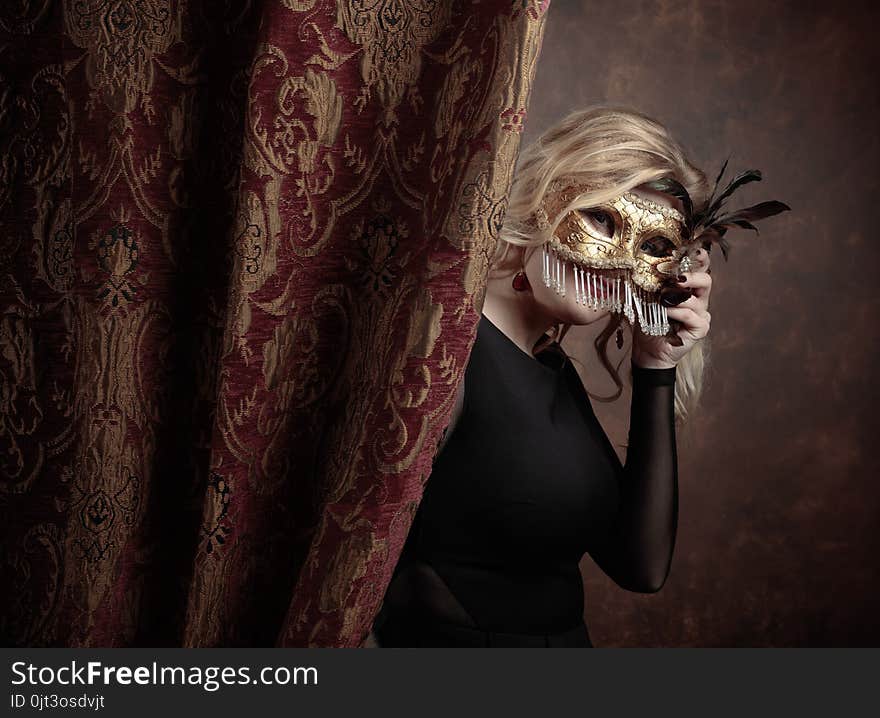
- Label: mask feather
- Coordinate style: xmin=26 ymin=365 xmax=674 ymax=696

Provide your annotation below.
xmin=667 ymin=161 xmax=790 ymax=261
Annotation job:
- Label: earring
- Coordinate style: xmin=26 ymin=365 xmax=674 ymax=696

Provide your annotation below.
xmin=512 ymin=270 xmax=531 ymax=292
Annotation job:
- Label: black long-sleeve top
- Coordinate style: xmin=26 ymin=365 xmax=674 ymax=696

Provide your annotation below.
xmin=377 ymin=312 xmax=678 ymax=636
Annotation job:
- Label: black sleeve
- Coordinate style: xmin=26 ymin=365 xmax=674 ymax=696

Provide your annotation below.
xmin=587 ymin=360 xmax=679 ymax=593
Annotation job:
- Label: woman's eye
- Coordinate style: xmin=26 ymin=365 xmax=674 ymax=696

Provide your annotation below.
xmin=579 ymin=209 xmax=614 ymax=237
xmin=639 ymin=236 xmax=676 ymax=257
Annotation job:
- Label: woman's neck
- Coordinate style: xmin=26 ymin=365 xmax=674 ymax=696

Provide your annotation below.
xmin=480 ymin=276 xmax=556 ymax=357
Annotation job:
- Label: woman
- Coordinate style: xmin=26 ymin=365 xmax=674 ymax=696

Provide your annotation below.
xmin=370 ymin=107 xmax=716 ymax=647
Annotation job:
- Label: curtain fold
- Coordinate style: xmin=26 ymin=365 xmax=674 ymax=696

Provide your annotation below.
xmin=0 ymin=0 xmax=549 ymax=648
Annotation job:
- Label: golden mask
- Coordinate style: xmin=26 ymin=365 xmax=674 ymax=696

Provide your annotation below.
xmin=536 ymin=181 xmax=695 ymax=337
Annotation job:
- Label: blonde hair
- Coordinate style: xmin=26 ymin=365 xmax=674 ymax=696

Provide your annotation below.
xmin=492 ymin=106 xmax=712 ymax=424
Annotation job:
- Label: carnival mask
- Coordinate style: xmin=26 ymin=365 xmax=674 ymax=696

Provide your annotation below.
xmin=534 ymin=166 xmax=790 ymax=340
xmin=537 ymin=180 xmax=693 ymax=338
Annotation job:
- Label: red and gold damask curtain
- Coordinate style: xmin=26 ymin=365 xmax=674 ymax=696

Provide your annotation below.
xmin=1 ymin=1 xmax=548 ymax=646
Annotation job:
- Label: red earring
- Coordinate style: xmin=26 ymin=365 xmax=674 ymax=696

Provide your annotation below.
xmin=512 ymin=270 xmax=531 ymax=291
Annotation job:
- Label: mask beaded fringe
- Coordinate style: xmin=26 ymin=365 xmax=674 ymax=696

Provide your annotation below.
xmin=542 ymin=243 xmax=669 ymax=337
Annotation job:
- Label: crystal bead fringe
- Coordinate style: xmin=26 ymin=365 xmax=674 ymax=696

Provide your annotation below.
xmin=542 ymin=243 xmax=550 ymax=287
xmin=539 ymin=245 xmax=670 ymax=335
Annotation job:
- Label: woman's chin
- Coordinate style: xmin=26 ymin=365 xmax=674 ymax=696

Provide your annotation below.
xmin=557 ymin=304 xmax=610 ymax=326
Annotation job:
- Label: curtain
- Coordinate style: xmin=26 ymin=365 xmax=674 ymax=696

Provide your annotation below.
xmin=1 ymin=0 xmax=548 ymax=647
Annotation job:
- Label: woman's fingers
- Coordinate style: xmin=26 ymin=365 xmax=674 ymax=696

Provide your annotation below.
xmin=692 ymin=247 xmax=711 ymax=272
xmin=669 ymin=293 xmax=708 ymax=316
xmin=650 ymin=248 xmax=713 ymax=348
xmin=676 ymin=269 xmax=711 ymax=306
xmin=664 ymin=304 xmax=711 ymax=339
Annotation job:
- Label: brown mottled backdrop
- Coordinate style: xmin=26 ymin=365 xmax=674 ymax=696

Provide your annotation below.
xmin=524 ymin=0 xmax=879 ymax=646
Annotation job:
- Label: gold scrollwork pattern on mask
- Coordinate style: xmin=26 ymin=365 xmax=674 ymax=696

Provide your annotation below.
xmin=553 ymin=191 xmax=687 ymax=293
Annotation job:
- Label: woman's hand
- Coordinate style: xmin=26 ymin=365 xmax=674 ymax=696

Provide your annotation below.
xmin=632 ymin=247 xmax=712 ymax=370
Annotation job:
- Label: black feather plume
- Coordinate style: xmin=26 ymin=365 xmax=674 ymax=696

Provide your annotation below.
xmin=643 ymin=177 xmax=694 ymax=227
xmin=689 ymin=163 xmax=790 ymax=259
xmin=645 ymin=162 xmax=788 ymax=263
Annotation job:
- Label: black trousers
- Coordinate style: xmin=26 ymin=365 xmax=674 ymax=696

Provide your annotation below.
xmin=376 ymin=608 xmax=593 ymax=648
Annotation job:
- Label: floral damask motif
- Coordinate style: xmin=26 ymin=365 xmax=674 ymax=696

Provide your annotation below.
xmin=0 ymin=63 xmax=70 ymax=191
xmin=69 ymin=472 xmax=140 ymax=563
xmin=229 ymin=45 xmax=347 ymax=367
xmin=500 ymin=106 xmax=527 ymax=132
xmin=281 ymin=0 xmax=317 ymax=11
xmin=0 ymin=523 xmax=63 ymax=646
xmin=0 ymin=0 xmax=53 ymax=34
xmin=246 ymin=49 xmax=343 ymax=257
xmin=50 ymin=296 xmax=171 ymax=620
xmin=252 ymin=284 xmax=350 ymax=498
xmin=0 ymin=307 xmax=45 ymax=493
xmin=260 ymin=289 xmax=341 ymax=415
xmin=437 ymin=12 xmax=545 ymax=320
xmin=4 ymin=0 xmax=547 ymax=649
xmin=60 ymin=435 xmax=143 ymax=609
xmin=0 ymin=63 xmax=70 ymax=268
xmin=374 ymin=286 xmax=445 ymax=468
xmin=317 ymin=514 xmax=381 ymax=614
xmin=226 ymin=191 xmax=272 ymax=360
xmin=32 ymin=199 xmax=76 ymax=293
xmin=455 ymin=168 xmax=510 ymax=300
xmin=344 ymin=198 xmax=411 ymax=299
xmin=63 ymin=0 xmax=178 ymax=116
xmin=201 ymin=473 xmax=232 ymax=555
xmin=90 ymin=214 xmax=141 ymax=309
xmin=423 ymin=11 xmax=537 ymax=288
xmin=271 ymin=1 xmax=548 ymax=646
xmin=336 ymin=0 xmax=451 ymax=122
xmin=248 ymin=57 xmax=343 ymax=178
xmin=457 ymin=169 xmax=509 ymax=240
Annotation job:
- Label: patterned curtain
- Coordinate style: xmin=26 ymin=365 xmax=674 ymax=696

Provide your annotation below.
xmin=1 ymin=1 xmax=548 ymax=646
